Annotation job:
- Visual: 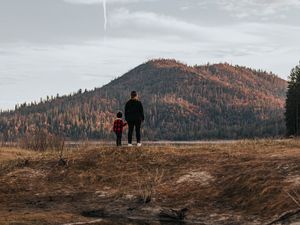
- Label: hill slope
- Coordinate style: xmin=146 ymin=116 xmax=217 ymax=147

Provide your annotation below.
xmin=0 ymin=59 xmax=287 ymax=141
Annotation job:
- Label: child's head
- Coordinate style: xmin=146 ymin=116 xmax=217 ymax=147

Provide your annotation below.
xmin=117 ymin=111 xmax=123 ymax=118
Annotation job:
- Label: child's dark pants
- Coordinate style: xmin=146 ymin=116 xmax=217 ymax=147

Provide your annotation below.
xmin=116 ymin=132 xmax=122 ymax=146
xmin=128 ymin=120 xmax=141 ymax=144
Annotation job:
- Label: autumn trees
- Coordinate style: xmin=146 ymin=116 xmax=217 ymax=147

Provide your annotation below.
xmin=0 ymin=60 xmax=287 ymax=141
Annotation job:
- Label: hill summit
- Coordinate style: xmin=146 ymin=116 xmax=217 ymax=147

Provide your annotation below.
xmin=0 ymin=59 xmax=287 ymax=141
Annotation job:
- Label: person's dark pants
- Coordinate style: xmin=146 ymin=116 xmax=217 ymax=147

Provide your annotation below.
xmin=116 ymin=132 xmax=122 ymax=146
xmin=128 ymin=120 xmax=142 ymax=144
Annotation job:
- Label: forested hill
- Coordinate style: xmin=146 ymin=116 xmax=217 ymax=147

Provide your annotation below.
xmin=0 ymin=59 xmax=287 ymax=141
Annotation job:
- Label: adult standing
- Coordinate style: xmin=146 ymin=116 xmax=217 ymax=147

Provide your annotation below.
xmin=125 ymin=91 xmax=144 ymax=147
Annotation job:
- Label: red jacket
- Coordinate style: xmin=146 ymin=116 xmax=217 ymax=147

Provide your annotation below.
xmin=113 ymin=119 xmax=127 ymax=133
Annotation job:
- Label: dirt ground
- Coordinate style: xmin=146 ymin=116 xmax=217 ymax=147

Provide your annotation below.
xmin=1 ymin=139 xmax=300 ymax=225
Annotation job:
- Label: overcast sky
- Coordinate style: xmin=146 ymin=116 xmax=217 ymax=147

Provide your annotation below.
xmin=1 ymin=0 xmax=300 ymax=110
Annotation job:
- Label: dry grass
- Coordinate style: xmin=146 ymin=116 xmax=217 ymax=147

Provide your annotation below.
xmin=1 ymin=139 xmax=300 ymax=224
xmin=0 ymin=147 xmax=35 ymax=162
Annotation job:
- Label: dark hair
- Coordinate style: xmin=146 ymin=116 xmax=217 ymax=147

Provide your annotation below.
xmin=117 ymin=112 xmax=122 ymax=118
xmin=131 ymin=91 xmax=137 ymax=99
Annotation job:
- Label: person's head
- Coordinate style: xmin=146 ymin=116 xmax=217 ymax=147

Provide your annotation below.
xmin=131 ymin=91 xmax=137 ymax=99
xmin=117 ymin=111 xmax=123 ymax=118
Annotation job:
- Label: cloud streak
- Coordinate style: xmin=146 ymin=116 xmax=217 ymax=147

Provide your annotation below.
xmin=103 ymin=0 xmax=107 ymax=31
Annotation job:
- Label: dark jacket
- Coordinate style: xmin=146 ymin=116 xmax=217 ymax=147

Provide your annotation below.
xmin=125 ymin=99 xmax=144 ymax=122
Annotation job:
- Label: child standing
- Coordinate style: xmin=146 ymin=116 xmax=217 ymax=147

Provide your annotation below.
xmin=113 ymin=112 xmax=127 ymax=146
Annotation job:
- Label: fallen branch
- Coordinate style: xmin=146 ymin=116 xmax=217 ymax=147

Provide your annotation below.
xmin=267 ymin=209 xmax=300 ymax=225
xmin=159 ymin=207 xmax=188 ymax=221
xmin=62 ymin=219 xmax=104 ymax=225
xmin=285 ymin=190 xmax=300 ymax=208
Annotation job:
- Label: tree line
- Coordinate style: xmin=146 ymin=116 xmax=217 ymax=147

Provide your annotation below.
xmin=285 ymin=62 xmax=300 ymax=137
xmin=0 ymin=60 xmax=289 ymax=142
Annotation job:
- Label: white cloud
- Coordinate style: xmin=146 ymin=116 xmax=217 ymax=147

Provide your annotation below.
xmin=63 ymin=0 xmax=147 ymax=4
xmin=1 ymin=0 xmax=300 ymax=109
xmin=218 ymin=0 xmax=300 ymax=18
xmin=109 ymin=8 xmax=264 ymax=43
xmin=2 ymin=18 xmax=299 ymax=108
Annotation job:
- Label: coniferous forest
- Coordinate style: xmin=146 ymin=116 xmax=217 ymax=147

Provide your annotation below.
xmin=285 ymin=63 xmax=300 ymax=136
xmin=0 ymin=59 xmax=287 ymax=141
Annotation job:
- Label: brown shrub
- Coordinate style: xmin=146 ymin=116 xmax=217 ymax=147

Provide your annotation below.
xmin=18 ymin=130 xmax=65 ymax=152
xmin=137 ymin=168 xmax=164 ymax=204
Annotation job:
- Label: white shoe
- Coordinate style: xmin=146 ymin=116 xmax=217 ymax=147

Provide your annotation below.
xmin=137 ymin=143 xmax=142 ymax=147
xmin=128 ymin=144 xmax=133 ymax=147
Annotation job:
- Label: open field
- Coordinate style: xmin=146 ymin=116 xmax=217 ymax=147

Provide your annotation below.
xmin=1 ymin=140 xmax=300 ymax=225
